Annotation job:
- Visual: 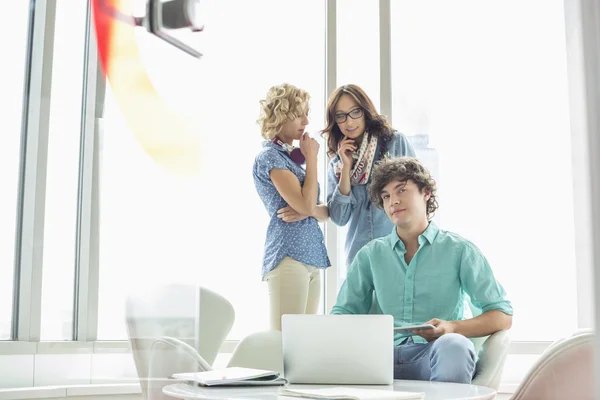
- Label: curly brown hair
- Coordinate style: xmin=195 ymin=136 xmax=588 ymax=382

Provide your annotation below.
xmin=368 ymin=157 xmax=439 ymax=220
xmin=320 ymin=84 xmax=394 ymax=159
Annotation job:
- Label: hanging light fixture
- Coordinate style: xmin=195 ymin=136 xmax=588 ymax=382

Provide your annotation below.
xmin=96 ymin=0 xmax=204 ymax=58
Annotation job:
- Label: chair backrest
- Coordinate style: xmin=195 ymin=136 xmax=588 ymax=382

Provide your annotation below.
xmin=125 ymin=284 xmax=235 ymax=399
xmin=228 ymin=330 xmax=284 ymax=374
xmin=466 ymin=300 xmax=486 ymax=355
xmin=511 ymin=330 xmax=594 ymax=400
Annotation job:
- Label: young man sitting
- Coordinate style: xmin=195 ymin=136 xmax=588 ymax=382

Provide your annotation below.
xmin=331 ymin=157 xmax=513 ymax=383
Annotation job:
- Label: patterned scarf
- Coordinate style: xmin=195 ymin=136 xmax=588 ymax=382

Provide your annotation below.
xmin=333 ymin=133 xmax=378 ymax=185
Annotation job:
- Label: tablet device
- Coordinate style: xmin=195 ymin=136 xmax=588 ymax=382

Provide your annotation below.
xmin=393 ymin=324 xmax=435 ymax=334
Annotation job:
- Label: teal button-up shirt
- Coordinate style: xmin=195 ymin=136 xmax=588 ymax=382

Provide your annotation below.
xmin=331 ymin=222 xmax=513 ymax=345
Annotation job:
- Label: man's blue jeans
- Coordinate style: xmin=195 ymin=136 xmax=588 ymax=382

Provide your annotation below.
xmin=393 ymin=333 xmax=477 ymax=383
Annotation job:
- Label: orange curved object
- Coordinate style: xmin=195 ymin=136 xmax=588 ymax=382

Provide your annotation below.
xmin=92 ymin=0 xmax=200 ymax=176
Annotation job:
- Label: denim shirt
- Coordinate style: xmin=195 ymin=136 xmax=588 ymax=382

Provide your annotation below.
xmin=253 ymin=142 xmax=331 ymax=280
xmin=327 ymin=131 xmax=416 ymax=266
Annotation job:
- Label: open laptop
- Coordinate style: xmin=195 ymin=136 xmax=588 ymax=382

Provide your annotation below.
xmin=281 ymin=314 xmax=394 ymax=385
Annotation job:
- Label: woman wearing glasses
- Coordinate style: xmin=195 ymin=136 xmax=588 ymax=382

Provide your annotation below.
xmin=253 ymin=83 xmax=330 ymax=330
xmin=322 ymin=84 xmax=416 ymax=267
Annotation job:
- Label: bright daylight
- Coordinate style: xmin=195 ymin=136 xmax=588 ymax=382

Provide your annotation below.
xmin=1 ymin=1 xmax=600 ymax=400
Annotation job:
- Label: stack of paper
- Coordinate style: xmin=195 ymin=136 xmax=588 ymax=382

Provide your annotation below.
xmin=278 ymin=387 xmax=425 ymax=400
xmin=172 ymin=367 xmax=287 ymax=387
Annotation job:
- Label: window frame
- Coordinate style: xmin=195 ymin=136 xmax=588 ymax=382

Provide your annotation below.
xmin=13 ymin=0 xmax=58 ymax=343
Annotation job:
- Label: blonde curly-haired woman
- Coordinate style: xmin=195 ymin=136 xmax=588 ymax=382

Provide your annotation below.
xmin=252 ymin=83 xmax=331 ymax=330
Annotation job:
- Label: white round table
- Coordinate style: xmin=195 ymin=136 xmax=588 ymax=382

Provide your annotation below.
xmin=163 ymin=380 xmax=496 ymax=400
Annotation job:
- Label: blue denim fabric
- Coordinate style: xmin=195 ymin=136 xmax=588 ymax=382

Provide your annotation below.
xmin=394 ymin=334 xmax=477 ymax=383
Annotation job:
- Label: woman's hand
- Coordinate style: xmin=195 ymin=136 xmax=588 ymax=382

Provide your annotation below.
xmin=337 ymin=136 xmax=357 ymax=169
xmin=277 ymin=206 xmax=309 ymax=223
xmin=299 ymin=133 xmax=320 ymax=163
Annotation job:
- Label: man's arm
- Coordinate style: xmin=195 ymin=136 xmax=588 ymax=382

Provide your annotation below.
xmin=460 ymin=242 xmax=512 ymax=313
xmin=451 ymin=310 xmax=512 ymax=336
xmin=414 ymin=310 xmax=512 ymax=341
xmin=330 ymin=250 xmax=374 ymax=315
xmin=415 ymin=241 xmax=513 ymax=342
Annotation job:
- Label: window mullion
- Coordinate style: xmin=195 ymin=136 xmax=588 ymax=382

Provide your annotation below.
xmin=15 ymin=0 xmax=59 ymax=342
xmin=74 ymin=0 xmax=104 ymax=342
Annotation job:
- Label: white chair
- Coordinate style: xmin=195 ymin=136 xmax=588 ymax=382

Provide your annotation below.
xmin=510 ymin=329 xmax=594 ymax=400
xmin=468 ymin=302 xmax=511 ymax=390
xmin=125 ymin=284 xmax=282 ymax=400
xmin=228 ymin=330 xmax=283 ymax=372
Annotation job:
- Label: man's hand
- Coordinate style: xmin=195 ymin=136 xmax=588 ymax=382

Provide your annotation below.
xmin=277 ymin=206 xmax=309 ymax=223
xmin=412 ymin=318 xmax=455 ymax=342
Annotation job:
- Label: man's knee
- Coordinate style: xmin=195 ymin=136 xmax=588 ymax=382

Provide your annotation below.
xmin=430 ymin=333 xmax=476 ymax=384
xmin=433 ymin=333 xmax=475 ymax=356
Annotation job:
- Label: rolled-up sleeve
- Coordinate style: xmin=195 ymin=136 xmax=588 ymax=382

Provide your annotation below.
xmin=390 ymin=132 xmax=417 ymax=157
xmin=459 ymin=242 xmax=513 ymax=315
xmin=326 ymin=160 xmax=356 ymax=226
xmin=331 ymin=249 xmax=374 ymax=315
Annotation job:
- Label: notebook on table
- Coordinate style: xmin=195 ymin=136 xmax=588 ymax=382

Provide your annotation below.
xmin=172 ymin=367 xmax=287 ymax=387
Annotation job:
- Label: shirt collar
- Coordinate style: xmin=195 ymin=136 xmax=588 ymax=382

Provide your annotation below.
xmin=387 ymin=221 xmax=439 ymax=250
xmin=263 ymin=141 xmax=288 ymax=153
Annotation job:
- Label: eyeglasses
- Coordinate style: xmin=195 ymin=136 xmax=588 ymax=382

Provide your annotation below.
xmin=334 ymin=108 xmax=364 ymax=123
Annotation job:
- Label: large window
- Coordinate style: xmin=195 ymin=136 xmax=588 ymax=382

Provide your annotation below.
xmin=334 ymin=0 xmax=381 ymax=281
xmin=97 ymin=1 xmax=326 ymax=340
xmin=337 ymin=0 xmax=380 ymax=111
xmin=2 ymin=0 xmax=586 ymax=351
xmin=0 ymin=1 xmax=31 ymax=340
xmin=40 ymin=0 xmax=88 ymax=340
xmin=391 ymin=0 xmax=576 ymax=341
